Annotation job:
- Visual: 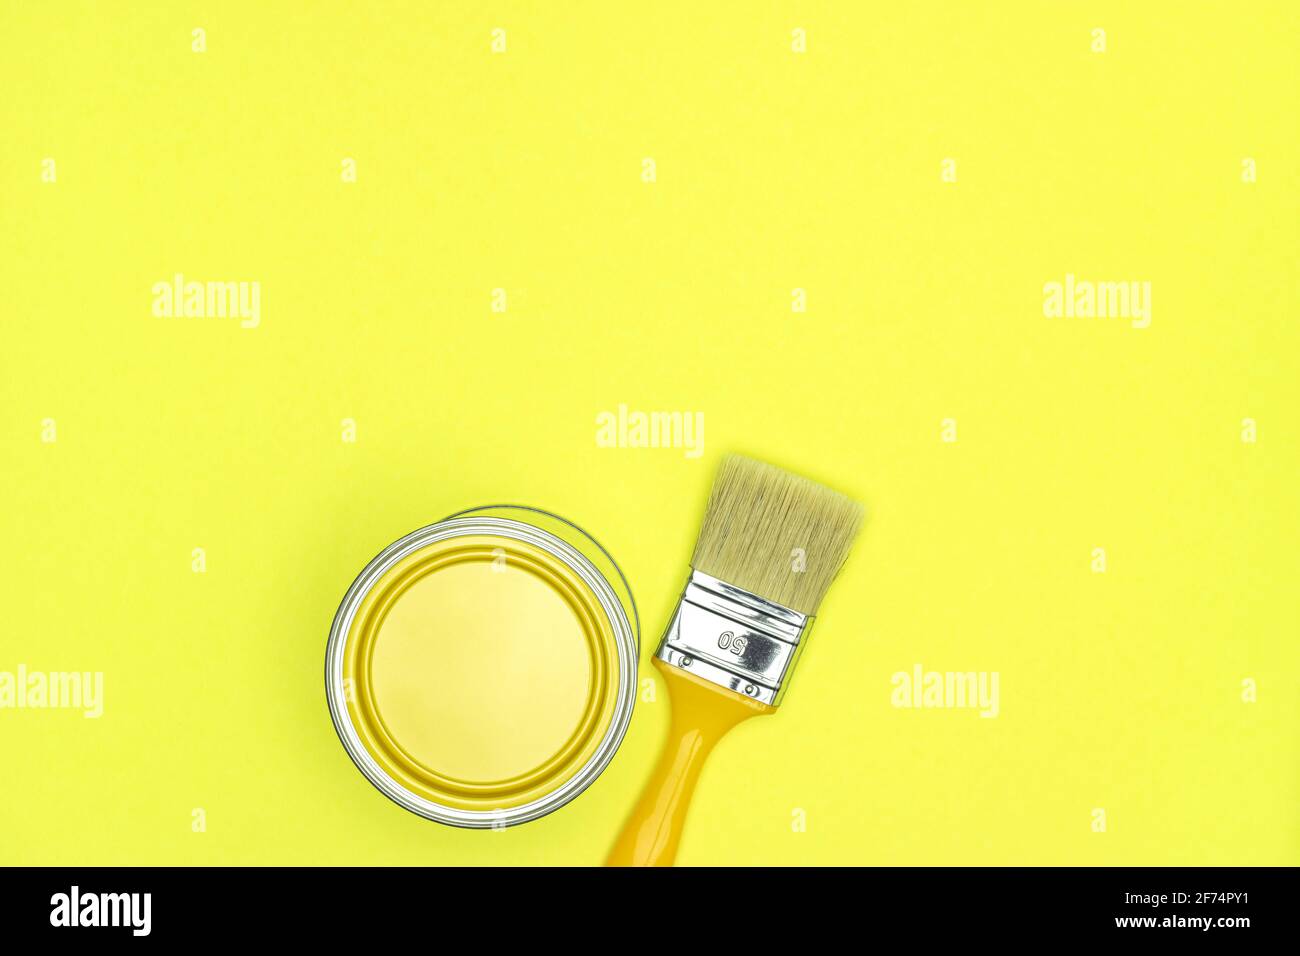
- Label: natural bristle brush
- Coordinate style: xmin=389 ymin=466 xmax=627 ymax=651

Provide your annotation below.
xmin=606 ymin=454 xmax=864 ymax=866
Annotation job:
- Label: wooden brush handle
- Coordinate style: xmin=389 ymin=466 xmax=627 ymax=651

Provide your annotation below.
xmin=605 ymin=658 xmax=773 ymax=867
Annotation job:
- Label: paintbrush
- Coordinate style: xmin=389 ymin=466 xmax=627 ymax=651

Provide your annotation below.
xmin=606 ymin=454 xmax=864 ymax=866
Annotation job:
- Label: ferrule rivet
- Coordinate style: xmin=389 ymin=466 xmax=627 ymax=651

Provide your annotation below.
xmin=680 ymin=656 xmax=693 ymax=667
xmin=745 ymin=684 xmax=757 ymax=696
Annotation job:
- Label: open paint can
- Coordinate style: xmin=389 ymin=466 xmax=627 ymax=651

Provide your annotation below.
xmin=326 ymin=505 xmax=639 ymax=827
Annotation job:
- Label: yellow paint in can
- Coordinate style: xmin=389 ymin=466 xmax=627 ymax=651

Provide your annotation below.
xmin=327 ymin=509 xmax=637 ymax=827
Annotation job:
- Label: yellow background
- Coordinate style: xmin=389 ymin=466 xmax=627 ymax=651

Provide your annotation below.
xmin=2 ymin=2 xmax=1296 ymax=865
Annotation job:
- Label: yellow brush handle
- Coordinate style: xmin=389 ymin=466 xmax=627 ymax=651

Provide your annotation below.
xmin=605 ymin=658 xmax=774 ymax=867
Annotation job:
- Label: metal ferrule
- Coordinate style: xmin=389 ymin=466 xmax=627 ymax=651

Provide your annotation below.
xmin=652 ymin=569 xmax=812 ymax=706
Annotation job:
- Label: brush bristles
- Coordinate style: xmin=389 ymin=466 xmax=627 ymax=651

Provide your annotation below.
xmin=690 ymin=455 xmax=864 ymax=616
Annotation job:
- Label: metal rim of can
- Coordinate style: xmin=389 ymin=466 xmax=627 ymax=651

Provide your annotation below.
xmin=325 ymin=508 xmax=639 ymax=828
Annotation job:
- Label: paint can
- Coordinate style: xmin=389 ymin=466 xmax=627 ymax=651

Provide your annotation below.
xmin=326 ymin=505 xmax=639 ymax=827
